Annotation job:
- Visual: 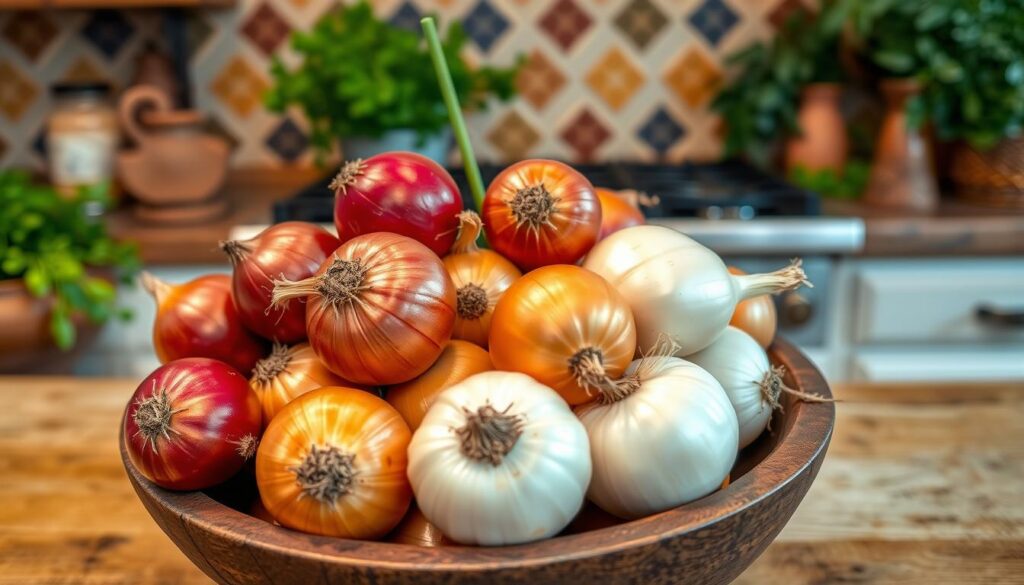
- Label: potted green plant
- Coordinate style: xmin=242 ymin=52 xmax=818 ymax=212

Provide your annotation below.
xmin=713 ymin=1 xmax=852 ymax=172
xmin=266 ymin=1 xmax=519 ymax=164
xmin=0 ymin=171 xmax=139 ymax=372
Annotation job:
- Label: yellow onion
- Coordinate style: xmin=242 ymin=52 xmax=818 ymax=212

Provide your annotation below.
xmin=249 ymin=343 xmax=362 ymax=427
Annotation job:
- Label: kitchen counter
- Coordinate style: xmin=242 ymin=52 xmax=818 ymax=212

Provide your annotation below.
xmin=1 ymin=378 xmax=1020 ymax=584
xmin=109 ymin=170 xmax=1024 ymax=265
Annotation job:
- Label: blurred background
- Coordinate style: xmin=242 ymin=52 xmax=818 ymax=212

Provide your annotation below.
xmin=1 ymin=0 xmax=1022 ymax=382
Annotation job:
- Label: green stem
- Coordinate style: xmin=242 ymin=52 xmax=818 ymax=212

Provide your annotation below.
xmin=421 ymin=16 xmax=486 ymax=215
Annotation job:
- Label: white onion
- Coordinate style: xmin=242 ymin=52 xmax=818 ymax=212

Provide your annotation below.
xmin=582 ymin=225 xmax=809 ymax=355
xmin=575 ymin=355 xmax=738 ymax=519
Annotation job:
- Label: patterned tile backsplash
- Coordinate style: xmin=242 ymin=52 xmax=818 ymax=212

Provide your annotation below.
xmin=0 ymin=0 xmax=805 ymax=169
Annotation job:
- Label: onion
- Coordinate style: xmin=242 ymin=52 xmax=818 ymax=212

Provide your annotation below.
xmin=728 ymin=267 xmax=777 ymax=348
xmin=596 ymin=188 xmax=644 ymax=240
xmin=331 ymin=152 xmax=463 ymax=257
xmin=389 ymin=503 xmax=451 ymax=547
xmin=443 ymin=211 xmax=521 ymax=348
xmin=142 ymin=272 xmax=267 ymax=375
xmin=583 ymin=225 xmax=810 ymax=355
xmin=271 ymin=233 xmax=456 ymax=385
xmin=686 ymin=326 xmax=830 ymax=448
xmin=220 ymin=222 xmax=339 ymax=343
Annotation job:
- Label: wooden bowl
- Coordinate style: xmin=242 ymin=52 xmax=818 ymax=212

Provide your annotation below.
xmin=122 ymin=338 xmax=833 ymax=585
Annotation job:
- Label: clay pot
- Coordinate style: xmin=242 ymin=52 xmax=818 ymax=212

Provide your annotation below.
xmin=117 ymin=85 xmax=229 ymax=224
xmin=784 ymin=83 xmax=848 ymax=174
xmin=950 ymin=137 xmax=1024 ymax=208
xmin=863 ymin=79 xmax=939 ymax=211
xmin=0 ymin=278 xmax=102 ymax=374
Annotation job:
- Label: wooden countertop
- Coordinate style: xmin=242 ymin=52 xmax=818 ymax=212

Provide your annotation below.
xmin=109 ymin=169 xmax=1024 ymax=264
xmin=1 ymin=378 xmax=1021 ymax=584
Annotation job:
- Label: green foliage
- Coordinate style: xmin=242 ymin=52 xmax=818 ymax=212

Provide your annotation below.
xmin=0 ymin=171 xmax=139 ymax=349
xmin=788 ymin=161 xmax=870 ymax=200
xmin=852 ymin=0 xmax=1024 ymax=149
xmin=266 ymin=1 xmax=520 ymax=160
xmin=712 ymin=0 xmax=853 ymax=165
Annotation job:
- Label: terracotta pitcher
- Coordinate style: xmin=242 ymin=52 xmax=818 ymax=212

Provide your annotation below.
xmin=863 ymin=79 xmax=938 ymax=210
xmin=117 ymin=85 xmax=229 ymax=223
xmin=784 ymin=83 xmax=848 ymax=174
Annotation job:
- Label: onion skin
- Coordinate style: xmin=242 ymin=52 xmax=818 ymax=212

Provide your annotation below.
xmin=596 ymin=188 xmax=645 ymax=240
xmin=142 ymin=273 xmax=267 ymax=375
xmin=389 ymin=503 xmax=451 ymax=547
xmin=482 ymin=160 xmax=601 ymax=271
xmin=387 ymin=340 xmax=493 ymax=431
xmin=443 ymin=212 xmax=521 ymax=348
xmin=221 ymin=222 xmax=339 ymax=343
xmin=489 ymin=265 xmax=637 ymax=406
xmin=272 ymin=233 xmax=457 ymax=385
xmin=331 ymin=152 xmax=463 ymax=257
xmin=249 ymin=343 xmax=362 ymax=428
xmin=123 ymin=358 xmax=262 ymax=490
xmin=728 ymin=267 xmax=778 ymax=349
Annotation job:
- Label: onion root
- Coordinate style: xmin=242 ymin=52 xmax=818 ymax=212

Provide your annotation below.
xmin=289 ymin=443 xmax=358 ymax=504
xmin=456 ymin=403 xmax=523 ymax=466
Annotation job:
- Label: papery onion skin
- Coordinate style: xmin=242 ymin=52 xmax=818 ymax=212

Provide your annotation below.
xmin=575 ymin=357 xmax=738 ymax=519
xmin=387 ymin=340 xmax=493 ymax=431
xmin=728 ymin=267 xmax=778 ymax=349
xmin=273 ymin=233 xmax=457 ymax=386
xmin=443 ymin=212 xmax=521 ymax=348
xmin=143 ymin=273 xmax=267 ymax=375
xmin=596 ymin=188 xmax=645 ymax=240
xmin=123 ymin=358 xmax=262 ymax=491
xmin=249 ymin=342 xmax=361 ymax=428
xmin=482 ymin=160 xmax=601 ymax=271
xmin=408 ymin=371 xmax=592 ymax=546
xmin=583 ymin=225 xmax=807 ymax=356
xmin=331 ymin=152 xmax=463 ymax=257
xmin=221 ymin=222 xmax=339 ymax=343
xmin=686 ymin=326 xmax=774 ymax=449
xmin=489 ymin=265 xmax=637 ymax=406
xmin=255 ymin=386 xmax=412 ymax=539
xmin=388 ymin=503 xmax=451 ymax=547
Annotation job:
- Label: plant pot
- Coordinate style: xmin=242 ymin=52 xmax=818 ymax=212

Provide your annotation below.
xmin=0 ymin=278 xmax=104 ymax=374
xmin=784 ymin=83 xmax=848 ymax=174
xmin=863 ymin=79 xmax=939 ymax=211
xmin=340 ymin=129 xmax=452 ymax=165
xmin=950 ymin=137 xmax=1024 ymax=208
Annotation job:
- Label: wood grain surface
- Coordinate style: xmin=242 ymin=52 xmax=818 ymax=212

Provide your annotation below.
xmin=1 ymin=378 xmax=1021 ymax=584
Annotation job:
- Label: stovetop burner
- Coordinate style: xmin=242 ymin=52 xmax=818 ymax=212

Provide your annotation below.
xmin=273 ymin=161 xmax=820 ymax=224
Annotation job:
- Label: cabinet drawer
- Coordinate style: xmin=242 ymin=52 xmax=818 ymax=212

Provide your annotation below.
xmin=854 ymin=259 xmax=1024 ymax=344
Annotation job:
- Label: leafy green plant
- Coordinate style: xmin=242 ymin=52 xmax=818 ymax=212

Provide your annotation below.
xmin=788 ymin=161 xmax=870 ymax=200
xmin=712 ymin=0 xmax=853 ymax=166
xmin=0 ymin=171 xmax=139 ymax=349
xmin=851 ymin=0 xmax=1024 ymax=149
xmin=266 ymin=1 xmax=519 ymax=160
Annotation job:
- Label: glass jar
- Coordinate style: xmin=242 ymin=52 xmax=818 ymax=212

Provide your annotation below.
xmin=47 ymin=82 xmax=118 ymax=206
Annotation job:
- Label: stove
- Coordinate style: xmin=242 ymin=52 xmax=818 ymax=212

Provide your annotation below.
xmin=273 ymin=161 xmax=822 ymax=224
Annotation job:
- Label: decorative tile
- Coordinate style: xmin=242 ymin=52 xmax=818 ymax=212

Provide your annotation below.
xmin=2 ymin=11 xmax=59 ymax=62
xmin=81 ymin=10 xmax=135 ymax=60
xmin=205 ymin=115 xmax=242 ymax=153
xmin=389 ymin=1 xmax=423 ymax=34
xmin=638 ymin=107 xmax=686 ymax=155
xmin=586 ymin=47 xmax=645 ymax=111
xmin=538 ymin=0 xmax=592 ymax=52
xmin=613 ymin=0 xmax=668 ymax=51
xmin=560 ymin=108 xmax=611 ymax=161
xmin=265 ymin=117 xmax=309 ymax=163
xmin=241 ymin=3 xmax=291 ymax=57
xmin=664 ymin=47 xmax=723 ymax=108
xmin=516 ymin=50 xmax=566 ymax=111
xmin=0 ymin=60 xmax=38 ymax=122
xmin=768 ymin=0 xmax=811 ymax=29
xmin=487 ymin=110 xmax=540 ymax=160
xmin=210 ymin=56 xmax=270 ymax=118
xmin=187 ymin=12 xmax=216 ymax=56
xmin=463 ymin=0 xmax=510 ymax=53
xmin=688 ymin=0 xmax=739 ymax=48
xmin=62 ymin=56 xmax=109 ymax=84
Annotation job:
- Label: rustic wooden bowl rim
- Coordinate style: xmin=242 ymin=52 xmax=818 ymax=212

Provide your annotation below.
xmin=121 ymin=338 xmax=834 ymax=571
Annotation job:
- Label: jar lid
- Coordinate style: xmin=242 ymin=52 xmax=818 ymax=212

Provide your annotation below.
xmin=51 ymin=82 xmax=112 ymax=97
